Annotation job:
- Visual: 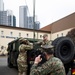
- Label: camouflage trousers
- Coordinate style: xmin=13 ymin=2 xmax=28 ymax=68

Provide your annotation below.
xmin=17 ymin=63 xmax=27 ymax=75
xmin=18 ymin=72 xmax=27 ymax=75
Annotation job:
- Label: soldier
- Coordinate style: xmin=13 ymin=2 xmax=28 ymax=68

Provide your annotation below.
xmin=17 ymin=38 xmax=33 ymax=75
xmin=30 ymin=45 xmax=66 ymax=75
xmin=36 ymin=34 xmax=51 ymax=47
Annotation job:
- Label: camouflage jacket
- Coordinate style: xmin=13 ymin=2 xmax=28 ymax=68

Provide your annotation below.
xmin=17 ymin=44 xmax=33 ymax=66
xmin=30 ymin=56 xmax=66 ymax=75
xmin=19 ymin=44 xmax=33 ymax=52
xmin=36 ymin=40 xmax=51 ymax=46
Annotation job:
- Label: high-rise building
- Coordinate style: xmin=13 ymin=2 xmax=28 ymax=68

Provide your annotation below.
xmin=0 ymin=10 xmax=13 ymax=26
xmin=19 ymin=6 xmax=28 ymax=28
xmin=35 ymin=21 xmax=40 ymax=30
xmin=28 ymin=16 xmax=33 ymax=29
xmin=0 ymin=11 xmax=8 ymax=25
xmin=13 ymin=15 xmax=16 ymax=27
xmin=28 ymin=16 xmax=40 ymax=30
xmin=0 ymin=0 xmax=4 ymax=11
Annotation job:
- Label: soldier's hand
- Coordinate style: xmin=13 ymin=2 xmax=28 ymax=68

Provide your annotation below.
xmin=34 ymin=55 xmax=42 ymax=64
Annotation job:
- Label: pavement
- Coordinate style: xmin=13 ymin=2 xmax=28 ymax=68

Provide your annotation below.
xmin=0 ymin=56 xmax=71 ymax=75
xmin=0 ymin=56 xmax=18 ymax=75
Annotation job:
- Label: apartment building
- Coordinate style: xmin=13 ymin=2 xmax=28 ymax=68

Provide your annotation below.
xmin=0 ymin=25 xmax=50 ymax=50
xmin=40 ymin=12 xmax=75 ymax=40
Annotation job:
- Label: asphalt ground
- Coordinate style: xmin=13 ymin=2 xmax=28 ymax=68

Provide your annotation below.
xmin=0 ymin=56 xmax=18 ymax=75
xmin=0 ymin=56 xmax=71 ymax=75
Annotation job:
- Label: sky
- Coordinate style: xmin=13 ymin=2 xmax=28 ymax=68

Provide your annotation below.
xmin=3 ymin=0 xmax=75 ymax=28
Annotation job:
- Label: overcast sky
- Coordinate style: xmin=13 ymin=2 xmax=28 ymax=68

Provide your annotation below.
xmin=4 ymin=0 xmax=75 ymax=28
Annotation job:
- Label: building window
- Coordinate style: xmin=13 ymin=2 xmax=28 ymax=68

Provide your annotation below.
xmin=1 ymin=46 xmax=4 ymax=50
xmin=61 ymin=33 xmax=63 ymax=36
xmin=1 ymin=31 xmax=4 ymax=35
xmin=19 ymin=33 xmax=21 ymax=37
xmin=1 ymin=31 xmax=5 ymax=38
xmin=40 ymin=35 xmax=42 ymax=38
xmin=57 ymin=34 xmax=59 ymax=37
xmin=10 ymin=32 xmax=13 ymax=36
xmin=27 ymin=34 xmax=29 ymax=37
xmin=33 ymin=33 xmax=36 ymax=37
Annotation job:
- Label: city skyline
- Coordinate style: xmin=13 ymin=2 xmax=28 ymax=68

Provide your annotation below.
xmin=19 ymin=5 xmax=40 ymax=29
xmin=0 ymin=10 xmax=14 ymax=26
xmin=3 ymin=0 xmax=75 ymax=28
xmin=0 ymin=0 xmax=16 ymax=26
xmin=0 ymin=0 xmax=40 ymax=29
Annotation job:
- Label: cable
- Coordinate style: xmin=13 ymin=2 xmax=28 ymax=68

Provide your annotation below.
xmin=24 ymin=0 xmax=31 ymax=16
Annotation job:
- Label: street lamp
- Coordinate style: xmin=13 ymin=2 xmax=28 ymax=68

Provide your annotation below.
xmin=33 ymin=0 xmax=36 ymax=44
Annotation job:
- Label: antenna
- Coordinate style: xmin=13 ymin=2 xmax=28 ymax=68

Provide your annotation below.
xmin=25 ymin=0 xmax=31 ymax=16
xmin=33 ymin=0 xmax=36 ymax=44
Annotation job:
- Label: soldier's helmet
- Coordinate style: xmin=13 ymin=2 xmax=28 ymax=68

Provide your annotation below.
xmin=41 ymin=44 xmax=54 ymax=54
xmin=41 ymin=44 xmax=54 ymax=49
xmin=43 ymin=34 xmax=48 ymax=37
xmin=19 ymin=37 xmax=29 ymax=44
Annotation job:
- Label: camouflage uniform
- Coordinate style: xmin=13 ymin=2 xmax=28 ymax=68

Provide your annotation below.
xmin=17 ymin=39 xmax=33 ymax=75
xmin=30 ymin=45 xmax=66 ymax=75
xmin=30 ymin=56 xmax=66 ymax=75
xmin=36 ymin=34 xmax=51 ymax=47
xmin=41 ymin=40 xmax=51 ymax=46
